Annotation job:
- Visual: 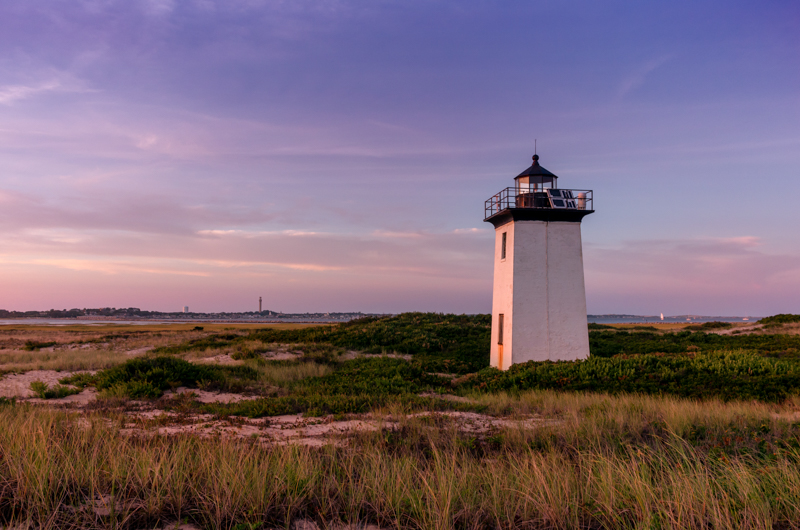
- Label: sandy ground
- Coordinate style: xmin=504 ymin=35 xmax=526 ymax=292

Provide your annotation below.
xmin=340 ymin=351 xmax=412 ymax=361
xmin=27 ymin=388 xmax=98 ymax=405
xmin=166 ymin=386 xmax=259 ymax=403
xmin=191 ymin=353 xmax=243 ymax=365
xmin=713 ymin=323 xmax=765 ymax=335
xmin=126 ymin=346 xmax=153 ymax=356
xmin=0 ymin=363 xmax=546 ymax=447
xmin=0 ymin=370 xmax=92 ymax=398
xmin=122 ymin=412 xmax=381 ymax=446
xmin=119 ymin=408 xmax=553 ymax=447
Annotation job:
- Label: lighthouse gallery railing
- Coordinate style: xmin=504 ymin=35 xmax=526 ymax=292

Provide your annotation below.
xmin=484 ymin=188 xmax=593 ymax=220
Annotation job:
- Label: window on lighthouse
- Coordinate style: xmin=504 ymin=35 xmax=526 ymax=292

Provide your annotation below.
xmin=501 ymin=232 xmax=507 ymax=260
xmin=498 ymin=314 xmax=504 ymax=345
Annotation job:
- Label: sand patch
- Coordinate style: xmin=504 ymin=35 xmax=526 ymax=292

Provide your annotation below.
xmin=28 ymin=388 xmax=97 ymax=406
xmin=191 ymin=353 xmax=243 ymax=365
xmin=119 ymin=409 xmax=549 ymax=447
xmin=408 ymin=410 xmax=556 ymax=433
xmin=714 ymin=324 xmax=764 ymax=335
xmin=264 ymin=351 xmax=302 ymax=361
xmin=121 ymin=412 xmax=381 ymax=446
xmin=125 ymin=346 xmax=153 ymax=356
xmin=0 ymin=370 xmax=91 ymax=398
xmin=166 ymin=387 xmax=258 ymax=403
xmin=340 ymin=351 xmax=412 ymax=361
xmin=418 ymin=392 xmax=475 ymax=403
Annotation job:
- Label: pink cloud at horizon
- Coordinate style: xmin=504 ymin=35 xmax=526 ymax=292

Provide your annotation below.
xmin=1 ymin=224 xmax=798 ymax=316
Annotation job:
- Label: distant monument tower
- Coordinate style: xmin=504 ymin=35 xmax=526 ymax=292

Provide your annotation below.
xmin=259 ymin=296 xmax=262 ymax=313
xmin=484 ymin=154 xmax=594 ymax=369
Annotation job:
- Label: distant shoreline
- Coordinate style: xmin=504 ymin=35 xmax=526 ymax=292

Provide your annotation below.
xmin=588 ymin=315 xmax=759 ymax=324
xmin=0 ymin=317 xmax=358 ymax=326
xmin=0 ymin=314 xmax=762 ymax=326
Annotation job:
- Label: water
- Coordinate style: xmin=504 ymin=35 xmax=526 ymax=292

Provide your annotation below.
xmin=588 ymin=315 xmax=759 ymax=324
xmin=0 ymin=316 xmax=761 ymax=326
xmin=0 ymin=317 xmax=349 ymax=326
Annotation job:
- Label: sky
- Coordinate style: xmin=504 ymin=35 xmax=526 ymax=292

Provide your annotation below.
xmin=0 ymin=0 xmax=798 ymax=315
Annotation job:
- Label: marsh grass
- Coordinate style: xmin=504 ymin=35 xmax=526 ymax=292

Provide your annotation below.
xmin=2 ymin=394 xmax=800 ymax=529
xmin=0 ymin=349 xmax=131 ymax=373
xmin=248 ymin=359 xmax=333 ymax=387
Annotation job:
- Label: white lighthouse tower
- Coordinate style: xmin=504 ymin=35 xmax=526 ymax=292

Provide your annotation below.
xmin=484 ymin=154 xmax=594 ymax=369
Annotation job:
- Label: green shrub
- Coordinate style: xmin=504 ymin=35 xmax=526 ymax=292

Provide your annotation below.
xmin=94 ymin=357 xmax=222 ymax=398
xmin=589 ymin=329 xmax=800 ymax=357
xmin=29 ymin=381 xmax=81 ymax=399
xmin=759 ymin=314 xmax=800 ymax=326
xmin=684 ymin=321 xmax=733 ymax=331
xmin=104 ymin=380 xmax=162 ymax=399
xmin=58 ymin=372 xmax=96 ymax=388
xmin=296 ymin=357 xmax=449 ymax=397
xmin=23 ymin=340 xmax=57 ymax=351
xmin=464 ymin=351 xmax=800 ymax=402
xmin=250 ymin=313 xmax=491 ymax=372
xmin=147 ymin=313 xmax=492 ymax=373
xmin=230 ymin=346 xmax=262 ymax=360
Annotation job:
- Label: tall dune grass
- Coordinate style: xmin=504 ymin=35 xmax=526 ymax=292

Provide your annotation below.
xmin=0 ymin=349 xmax=130 ymax=373
xmin=2 ymin=395 xmax=800 ymax=529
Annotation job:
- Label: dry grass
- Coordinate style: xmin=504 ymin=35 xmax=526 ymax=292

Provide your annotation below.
xmin=0 ymin=324 xmax=324 ymax=373
xmin=740 ymin=322 xmax=800 ymax=336
xmin=5 ymin=323 xmax=800 ymax=528
xmin=469 ymin=388 xmax=781 ymax=421
xmin=2 ymin=394 xmax=800 ymax=529
xmin=250 ymin=360 xmax=333 ymax=386
xmin=0 ymin=349 xmax=130 ymax=373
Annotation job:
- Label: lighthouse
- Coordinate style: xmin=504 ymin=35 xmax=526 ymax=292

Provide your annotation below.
xmin=484 ymin=154 xmax=594 ymax=369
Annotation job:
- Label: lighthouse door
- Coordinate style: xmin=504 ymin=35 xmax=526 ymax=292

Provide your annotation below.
xmin=497 ymin=314 xmax=505 ymax=369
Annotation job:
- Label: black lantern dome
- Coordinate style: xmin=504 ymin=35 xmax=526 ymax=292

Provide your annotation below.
xmin=515 ymin=154 xmax=557 ymax=192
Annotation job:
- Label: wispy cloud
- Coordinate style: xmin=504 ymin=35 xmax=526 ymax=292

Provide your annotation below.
xmin=585 ymin=236 xmax=800 ymax=314
xmin=0 ymin=81 xmax=62 ymax=105
xmin=618 ymin=54 xmax=673 ymax=98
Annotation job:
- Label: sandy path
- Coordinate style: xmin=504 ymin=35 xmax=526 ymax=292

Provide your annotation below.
xmin=121 ymin=410 xmax=554 ymax=447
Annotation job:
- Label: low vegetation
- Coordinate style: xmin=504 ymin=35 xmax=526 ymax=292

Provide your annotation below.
xmin=5 ymin=314 xmax=800 ymax=528
xmin=44 ymin=313 xmax=800 ymax=406
xmin=29 ymin=380 xmax=81 ymax=399
xmin=465 ymin=350 xmax=800 ymax=402
xmin=589 ymin=328 xmax=800 ymax=358
xmin=684 ymin=320 xmax=732 ymax=331
xmin=759 ymin=313 xmax=800 ymax=326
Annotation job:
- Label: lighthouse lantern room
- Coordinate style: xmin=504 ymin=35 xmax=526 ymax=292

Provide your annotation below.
xmin=484 ymin=154 xmax=594 ymax=370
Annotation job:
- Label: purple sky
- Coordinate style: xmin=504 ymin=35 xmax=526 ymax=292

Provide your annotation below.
xmin=0 ymin=0 xmax=798 ymax=315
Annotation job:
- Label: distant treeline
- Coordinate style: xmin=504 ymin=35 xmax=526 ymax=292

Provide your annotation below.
xmin=0 ymin=307 xmax=276 ymax=318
